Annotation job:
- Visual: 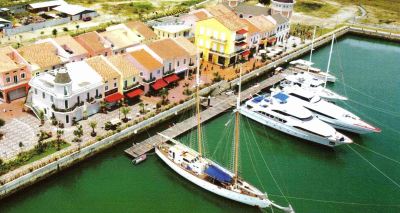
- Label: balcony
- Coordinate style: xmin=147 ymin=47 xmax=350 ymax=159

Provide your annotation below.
xmin=210 ymin=36 xmax=227 ymax=44
xmin=52 ymin=101 xmax=84 ymax=113
xmin=235 ymin=36 xmax=246 ymax=42
xmin=123 ymin=82 xmax=140 ymax=91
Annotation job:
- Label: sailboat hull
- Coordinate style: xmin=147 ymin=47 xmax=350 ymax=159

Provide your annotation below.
xmin=155 ymin=147 xmax=271 ymax=208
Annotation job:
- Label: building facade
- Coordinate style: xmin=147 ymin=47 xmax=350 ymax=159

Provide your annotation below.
xmin=28 ymin=62 xmax=103 ymax=126
xmin=270 ymin=0 xmax=295 ymax=19
xmin=0 ymin=46 xmax=31 ymax=103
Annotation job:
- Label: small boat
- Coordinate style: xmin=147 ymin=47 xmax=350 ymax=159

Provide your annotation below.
xmin=132 ymin=154 xmax=147 ymax=165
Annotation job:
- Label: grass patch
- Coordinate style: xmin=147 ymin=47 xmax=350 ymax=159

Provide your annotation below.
xmin=295 ymin=0 xmax=340 ymax=18
xmin=102 ymin=2 xmax=155 ymax=17
xmin=0 ymin=140 xmax=69 ymax=177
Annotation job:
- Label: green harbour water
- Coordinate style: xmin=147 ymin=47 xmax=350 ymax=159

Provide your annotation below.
xmin=1 ymin=34 xmax=400 ymax=213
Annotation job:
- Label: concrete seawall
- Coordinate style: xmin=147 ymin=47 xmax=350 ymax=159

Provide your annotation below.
xmin=1 ymin=26 xmax=396 ymax=200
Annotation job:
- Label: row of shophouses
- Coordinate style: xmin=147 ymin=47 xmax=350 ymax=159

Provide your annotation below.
xmin=0 ymin=3 xmax=291 ymax=126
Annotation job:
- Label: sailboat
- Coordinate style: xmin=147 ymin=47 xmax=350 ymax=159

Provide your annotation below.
xmin=289 ymin=26 xmax=336 ymax=83
xmin=155 ymin=57 xmax=294 ymax=211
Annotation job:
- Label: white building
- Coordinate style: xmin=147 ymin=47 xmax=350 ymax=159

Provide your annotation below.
xmin=29 ymin=61 xmax=103 ymax=126
xmin=153 ymin=22 xmax=192 ymax=39
xmin=270 ymin=0 xmax=295 ymax=19
xmin=267 ymin=14 xmax=290 ymax=43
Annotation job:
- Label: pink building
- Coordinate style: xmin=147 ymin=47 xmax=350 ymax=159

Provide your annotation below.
xmin=0 ymin=46 xmax=31 ymax=102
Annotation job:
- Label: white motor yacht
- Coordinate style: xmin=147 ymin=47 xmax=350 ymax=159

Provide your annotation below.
xmin=280 ymin=72 xmax=348 ymax=101
xmin=239 ymin=92 xmax=352 ymax=147
xmin=281 ymin=86 xmax=381 ymax=134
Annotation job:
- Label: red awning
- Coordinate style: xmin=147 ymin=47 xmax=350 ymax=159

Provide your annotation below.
xmin=125 ymin=88 xmax=143 ymax=99
xmin=164 ymin=74 xmax=180 ymax=84
xmin=236 ymin=29 xmax=248 ymax=34
xmin=242 ymin=50 xmax=250 ymax=57
xmin=151 ymin=79 xmax=168 ymax=90
xmin=268 ymin=37 xmax=277 ymax=43
xmin=236 ymin=41 xmax=247 ymax=47
xmin=104 ymin=93 xmax=124 ymax=103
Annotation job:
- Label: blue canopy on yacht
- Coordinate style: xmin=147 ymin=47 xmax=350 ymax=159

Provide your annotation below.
xmin=204 ymin=165 xmax=232 ymax=183
xmin=273 ymin=92 xmax=289 ymax=102
xmin=252 ymin=95 xmax=264 ymax=103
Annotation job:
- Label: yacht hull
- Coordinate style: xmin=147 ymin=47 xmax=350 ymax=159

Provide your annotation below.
xmin=240 ymin=107 xmax=341 ymax=147
xmin=155 ymin=147 xmax=271 ymax=208
xmin=315 ymin=116 xmax=377 ymax=134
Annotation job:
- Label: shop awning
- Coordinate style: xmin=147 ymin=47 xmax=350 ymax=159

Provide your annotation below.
xmin=236 ymin=41 xmax=247 ymax=47
xmin=236 ymin=29 xmax=248 ymax=34
xmin=242 ymin=50 xmax=250 ymax=57
xmin=164 ymin=74 xmax=180 ymax=84
xmin=125 ymin=88 xmax=143 ymax=99
xmin=104 ymin=93 xmax=124 ymax=103
xmin=151 ymin=79 xmax=168 ymax=90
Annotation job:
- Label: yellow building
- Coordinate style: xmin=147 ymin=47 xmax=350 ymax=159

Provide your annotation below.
xmin=195 ymin=4 xmax=249 ymax=67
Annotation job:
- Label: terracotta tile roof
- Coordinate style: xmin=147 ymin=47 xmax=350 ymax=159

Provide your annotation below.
xmin=173 ymin=37 xmax=199 ymax=56
xmin=205 ymin=4 xmax=246 ymax=32
xmin=193 ymin=11 xmax=209 ymax=21
xmin=0 ymin=46 xmax=25 ymax=73
xmin=129 ymin=50 xmax=162 ymax=71
xmin=108 ymin=54 xmax=139 ymax=78
xmin=18 ymin=42 xmax=62 ymax=69
xmin=247 ymin=16 xmax=275 ymax=33
xmin=125 ymin=21 xmax=157 ymax=40
xmin=148 ymin=38 xmax=189 ymax=60
xmin=242 ymin=19 xmax=261 ymax=35
xmin=54 ymin=35 xmax=88 ymax=56
xmin=233 ymin=4 xmax=270 ymax=16
xmin=100 ymin=29 xmax=138 ymax=50
xmin=207 ymin=4 xmax=236 ymax=17
xmin=86 ymin=56 xmax=120 ymax=81
xmin=74 ymin=31 xmax=108 ymax=53
xmin=271 ymin=13 xmax=289 ymax=25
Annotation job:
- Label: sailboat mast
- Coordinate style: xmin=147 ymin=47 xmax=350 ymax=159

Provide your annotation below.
xmin=325 ymin=34 xmax=335 ymax=88
xmin=233 ymin=66 xmax=243 ymax=184
xmin=196 ymin=49 xmax=202 ymax=156
xmin=309 ymin=26 xmax=316 ymax=63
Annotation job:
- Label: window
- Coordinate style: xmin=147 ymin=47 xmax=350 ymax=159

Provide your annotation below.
xmin=77 ymin=96 xmax=80 ymax=103
xmin=140 ymin=72 xmax=143 ymax=76
xmin=42 ymin=92 xmax=45 ymax=99
xmin=51 ymin=96 xmax=54 ymax=103
xmin=213 ymin=31 xmax=218 ymax=39
xmin=64 ymin=86 xmax=68 ymax=96
xmin=212 ymin=43 xmax=217 ymax=51
xmin=205 ymin=41 xmax=210 ymax=48
xmin=87 ymin=93 xmax=89 ymax=100
xmin=177 ymin=61 xmax=180 ymax=67
xmin=95 ymin=89 xmax=99 ymax=97
xmin=169 ymin=63 xmax=172 ymax=71
xmin=162 ymin=67 xmax=165 ymax=73
xmin=221 ymin=32 xmax=226 ymax=41
xmin=114 ymin=82 xmax=117 ymax=88
xmin=132 ymin=77 xmax=135 ymax=82
xmin=21 ymin=73 xmax=26 ymax=79
xmin=66 ymin=115 xmax=69 ymax=124
xmin=219 ymin=45 xmax=224 ymax=53
xmin=124 ymin=80 xmax=127 ymax=88
xmin=65 ymin=100 xmax=68 ymax=109
xmin=199 ymin=27 xmax=205 ymax=35
xmin=6 ymin=77 xmax=10 ymax=83
xmin=13 ymin=75 xmax=18 ymax=83
xmin=183 ymin=59 xmax=186 ymax=64
xmin=157 ymin=70 xmax=160 ymax=74
xmin=105 ymin=85 xmax=109 ymax=91
xmin=198 ymin=39 xmax=204 ymax=46
xmin=34 ymin=89 xmax=37 ymax=95
xmin=206 ymin=29 xmax=211 ymax=36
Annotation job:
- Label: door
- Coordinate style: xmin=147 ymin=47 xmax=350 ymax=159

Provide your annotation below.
xmin=8 ymin=87 xmax=26 ymax=101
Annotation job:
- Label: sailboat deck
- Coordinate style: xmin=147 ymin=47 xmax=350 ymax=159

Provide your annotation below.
xmin=125 ymin=73 xmax=286 ymax=158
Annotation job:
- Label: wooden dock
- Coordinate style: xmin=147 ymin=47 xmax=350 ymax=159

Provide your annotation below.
xmin=125 ymin=74 xmax=284 ymax=158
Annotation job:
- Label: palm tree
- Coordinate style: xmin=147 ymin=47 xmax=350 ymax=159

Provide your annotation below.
xmin=75 ymin=25 xmax=80 ymax=33
xmin=52 ymin=29 xmax=58 ymax=37
xmin=120 ymin=107 xmax=131 ymax=122
xmin=38 ymin=110 xmax=45 ymax=125
xmin=18 ymin=142 xmax=24 ymax=153
xmin=139 ymin=102 xmax=145 ymax=114
xmin=56 ymin=129 xmax=64 ymax=151
xmin=89 ymin=121 xmax=97 ymax=137
xmin=73 ymin=125 xmax=83 ymax=142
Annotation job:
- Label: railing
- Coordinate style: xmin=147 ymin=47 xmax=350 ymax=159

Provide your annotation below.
xmin=123 ymin=82 xmax=140 ymax=91
xmin=143 ymin=78 xmax=156 ymax=83
xmin=210 ymin=36 xmax=227 ymax=43
xmin=51 ymin=101 xmax=84 ymax=113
